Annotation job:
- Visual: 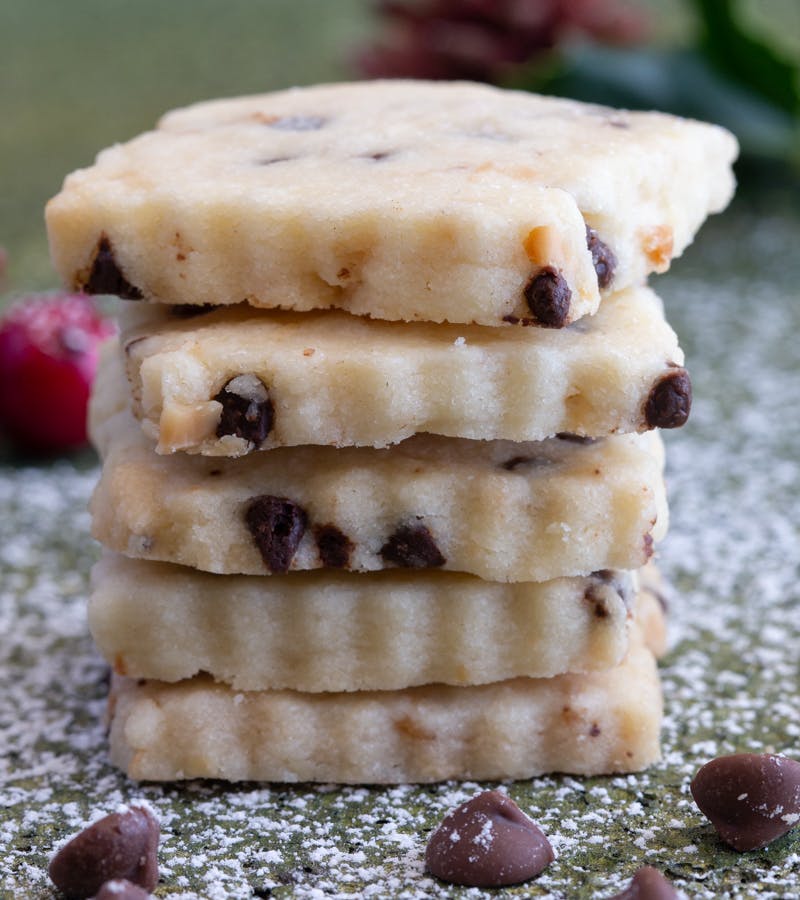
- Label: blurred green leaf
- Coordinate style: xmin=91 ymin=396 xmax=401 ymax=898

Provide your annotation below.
xmin=692 ymin=0 xmax=800 ymax=115
xmin=512 ymin=44 xmax=800 ymax=165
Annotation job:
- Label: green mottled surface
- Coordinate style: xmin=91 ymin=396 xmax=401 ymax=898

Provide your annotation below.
xmin=2 ymin=199 xmax=800 ymax=899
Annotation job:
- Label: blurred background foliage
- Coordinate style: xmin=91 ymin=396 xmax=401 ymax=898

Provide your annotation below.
xmin=1 ymin=0 xmax=798 ymax=303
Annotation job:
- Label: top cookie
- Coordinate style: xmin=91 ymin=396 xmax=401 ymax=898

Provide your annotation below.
xmin=46 ymin=81 xmax=737 ymax=327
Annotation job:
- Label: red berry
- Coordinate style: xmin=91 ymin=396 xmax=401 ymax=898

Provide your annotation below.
xmin=0 ymin=293 xmax=115 ymax=452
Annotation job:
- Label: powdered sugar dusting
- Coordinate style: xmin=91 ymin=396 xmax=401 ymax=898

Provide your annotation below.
xmin=2 ymin=209 xmax=800 ymax=897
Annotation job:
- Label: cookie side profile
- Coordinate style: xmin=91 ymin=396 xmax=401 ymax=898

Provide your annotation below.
xmin=119 ymin=285 xmax=689 ymax=454
xmin=47 ymin=81 xmax=736 ymax=326
xmin=107 ymin=626 xmax=662 ymax=783
xmin=88 ymin=554 xmax=659 ymax=691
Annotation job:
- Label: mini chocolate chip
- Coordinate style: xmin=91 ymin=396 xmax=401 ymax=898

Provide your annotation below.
xmin=584 ymin=585 xmax=610 ymax=618
xmin=425 ymin=790 xmax=554 ymax=887
xmin=245 ymin=496 xmax=307 ymax=573
xmin=555 ymin=432 xmax=598 ymax=444
xmin=48 ymin=806 xmax=159 ymax=899
xmin=589 ymin=723 xmax=601 ymax=737
xmin=214 ymin=375 xmax=274 ymax=446
xmin=608 ymin=866 xmax=680 ymax=899
xmin=314 ymin=524 xmax=354 ymax=568
xmin=590 ymin=570 xmax=634 ymax=608
xmin=585 ymin=224 xmax=618 ymax=290
xmin=169 ymin=303 xmax=220 ymax=318
xmin=644 ymin=368 xmax=692 ymax=429
xmin=380 ymin=523 xmax=445 ymax=568
xmin=523 ymin=267 xmax=571 ymax=328
xmin=269 ymin=115 xmax=326 ymax=131
xmin=691 ymin=753 xmax=800 ymax=851
xmin=501 ymin=455 xmax=555 ymax=471
xmin=85 ymin=237 xmax=143 ymax=300
xmin=95 ymin=880 xmax=152 ymax=900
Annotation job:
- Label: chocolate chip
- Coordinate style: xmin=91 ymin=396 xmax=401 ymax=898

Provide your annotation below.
xmin=94 ymin=880 xmax=152 ymax=900
xmin=245 ymin=496 xmax=307 ymax=573
xmin=590 ymin=569 xmax=634 ymax=608
xmin=314 ymin=524 xmax=354 ymax=568
xmin=690 ymin=753 xmax=800 ymax=851
xmin=585 ymin=584 xmax=610 ymax=618
xmin=169 ymin=303 xmax=220 ymax=318
xmin=608 ymin=866 xmax=680 ymax=899
xmin=501 ymin=455 xmax=555 ymax=471
xmin=523 ymin=267 xmax=571 ymax=328
xmin=585 ymin=224 xmax=617 ymax=289
xmin=215 ymin=374 xmax=274 ymax=446
xmin=644 ymin=368 xmax=692 ymax=429
xmin=425 ymin=790 xmax=553 ymax=887
xmin=269 ymin=115 xmax=326 ymax=131
xmin=555 ymin=432 xmax=598 ymax=444
xmin=380 ymin=523 xmax=445 ymax=568
xmin=48 ymin=806 xmax=159 ymax=899
xmin=84 ymin=237 xmax=143 ymax=300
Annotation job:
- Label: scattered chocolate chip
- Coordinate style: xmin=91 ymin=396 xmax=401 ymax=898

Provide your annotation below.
xmin=380 ymin=523 xmax=445 ymax=568
xmin=214 ymin=374 xmax=274 ymax=446
xmin=314 ymin=524 xmax=354 ymax=568
xmin=169 ymin=303 xmax=220 ymax=318
xmin=690 ymin=753 xmax=800 ymax=851
xmin=501 ymin=455 xmax=554 ymax=471
xmin=269 ymin=115 xmax=326 ymax=131
xmin=48 ymin=806 xmax=159 ymax=899
xmin=425 ymin=790 xmax=554 ymax=887
xmin=644 ymin=368 xmax=692 ymax=429
xmin=589 ymin=723 xmax=602 ymax=737
xmin=555 ymin=432 xmax=598 ymax=444
xmin=94 ymin=880 xmax=152 ymax=900
xmin=245 ymin=496 xmax=307 ymax=573
xmin=590 ymin=569 xmax=634 ymax=608
xmin=608 ymin=866 xmax=680 ymax=899
xmin=585 ymin=225 xmax=618 ymax=290
xmin=523 ymin=267 xmax=571 ymax=328
xmin=84 ymin=237 xmax=143 ymax=300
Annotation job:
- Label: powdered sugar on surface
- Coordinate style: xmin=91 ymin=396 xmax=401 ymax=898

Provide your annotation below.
xmin=2 ymin=208 xmax=800 ymax=898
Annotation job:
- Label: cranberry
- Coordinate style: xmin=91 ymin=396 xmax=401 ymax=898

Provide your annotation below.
xmin=0 ymin=293 xmax=115 ymax=452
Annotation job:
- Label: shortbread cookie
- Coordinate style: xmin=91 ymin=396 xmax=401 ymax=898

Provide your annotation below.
xmin=107 ymin=627 xmax=662 ymax=783
xmin=120 ymin=285 xmax=690 ymax=455
xmin=89 ymin=385 xmax=667 ymax=582
xmin=89 ymin=554 xmax=665 ymax=691
xmin=47 ymin=80 xmax=736 ymax=327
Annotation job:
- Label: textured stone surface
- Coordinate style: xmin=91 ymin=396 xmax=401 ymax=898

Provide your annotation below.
xmin=2 ymin=205 xmax=800 ymax=897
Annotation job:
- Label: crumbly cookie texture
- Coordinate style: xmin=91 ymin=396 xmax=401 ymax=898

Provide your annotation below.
xmin=107 ymin=624 xmax=662 ymax=783
xmin=119 ymin=285 xmax=689 ymax=455
xmin=89 ymin=553 xmax=665 ymax=692
xmin=47 ymin=80 xmax=736 ymax=327
xmin=88 ymin=366 xmax=667 ymax=582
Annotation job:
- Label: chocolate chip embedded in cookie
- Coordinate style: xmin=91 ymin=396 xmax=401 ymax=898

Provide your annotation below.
xmin=586 ymin=224 xmax=618 ymax=290
xmin=245 ymin=496 xmax=307 ymax=573
xmin=214 ymin=374 xmax=274 ymax=445
xmin=48 ymin=805 xmax=159 ymax=899
xmin=314 ymin=524 xmax=354 ymax=568
xmin=524 ymin=267 xmax=571 ymax=328
xmin=691 ymin=753 xmax=800 ymax=851
xmin=84 ymin=236 xmax=143 ymax=300
xmin=380 ymin=523 xmax=445 ymax=568
xmin=425 ymin=790 xmax=554 ymax=887
xmin=644 ymin=367 xmax=692 ymax=429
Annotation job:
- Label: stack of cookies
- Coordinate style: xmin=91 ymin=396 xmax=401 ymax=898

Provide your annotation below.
xmin=46 ymin=81 xmax=736 ymax=783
